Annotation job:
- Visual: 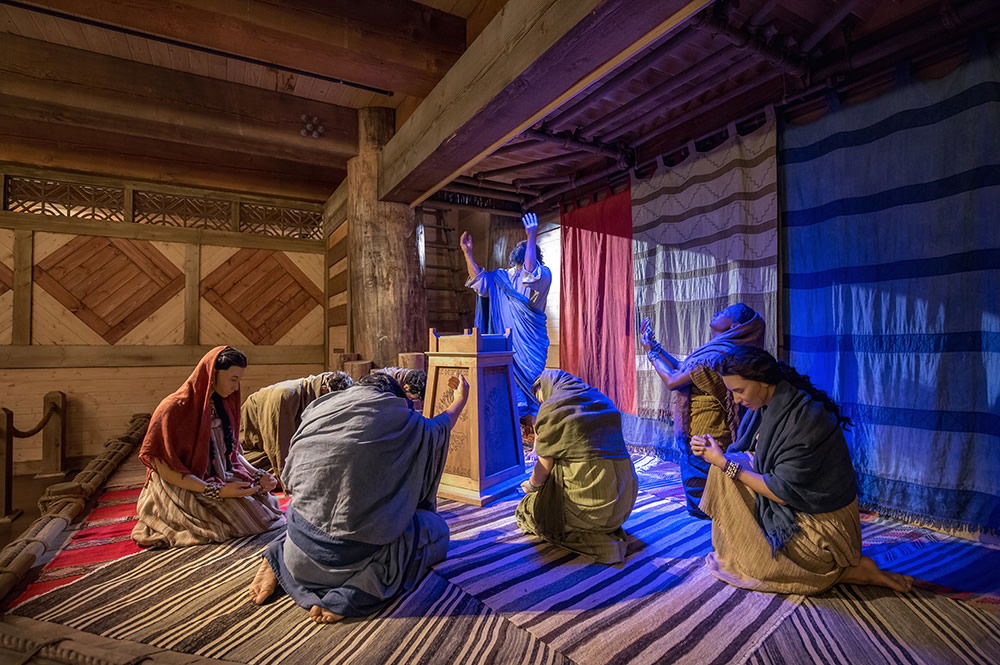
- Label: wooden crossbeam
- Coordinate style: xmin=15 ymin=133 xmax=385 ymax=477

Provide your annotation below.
xmin=13 ymin=0 xmax=466 ymax=98
xmin=0 ymin=33 xmax=357 ymax=168
xmin=378 ymin=0 xmax=714 ymax=206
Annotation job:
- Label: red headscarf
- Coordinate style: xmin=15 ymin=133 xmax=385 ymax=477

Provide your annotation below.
xmin=138 ymin=346 xmax=245 ymax=480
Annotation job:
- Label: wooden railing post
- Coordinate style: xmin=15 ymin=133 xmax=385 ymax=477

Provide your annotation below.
xmin=0 ymin=408 xmax=23 ymax=524
xmin=37 ymin=391 xmax=68 ymax=480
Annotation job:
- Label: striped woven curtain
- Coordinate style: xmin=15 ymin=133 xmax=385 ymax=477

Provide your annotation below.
xmin=632 ymin=113 xmax=779 ymax=423
xmin=781 ymin=53 xmax=1000 ymax=532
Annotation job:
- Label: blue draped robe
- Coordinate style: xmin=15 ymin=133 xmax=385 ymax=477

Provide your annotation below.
xmin=471 ymin=267 xmax=550 ymax=418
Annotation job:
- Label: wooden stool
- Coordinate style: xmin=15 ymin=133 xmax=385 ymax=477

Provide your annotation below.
xmin=343 ymin=360 xmax=373 ymax=381
xmin=397 ymin=352 xmax=426 ymax=371
xmin=329 ymin=352 xmax=359 ymax=372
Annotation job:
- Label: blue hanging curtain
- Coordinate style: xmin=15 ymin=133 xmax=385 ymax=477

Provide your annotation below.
xmin=780 ymin=53 xmax=1000 ymax=532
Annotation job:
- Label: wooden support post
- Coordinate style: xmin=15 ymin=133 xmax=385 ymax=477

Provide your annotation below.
xmin=36 ymin=391 xmax=68 ymax=480
xmin=0 ymin=409 xmax=23 ymax=524
xmin=184 ymin=244 xmax=201 ymax=346
xmin=123 ymin=185 xmax=134 ymax=223
xmin=12 ymin=229 xmax=32 ymax=345
xmin=348 ymin=108 xmax=427 ymax=367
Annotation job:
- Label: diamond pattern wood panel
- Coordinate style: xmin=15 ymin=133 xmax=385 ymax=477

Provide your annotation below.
xmin=0 ymin=262 xmax=12 ymax=297
xmin=200 ymin=248 xmax=324 ymax=345
xmin=34 ymin=236 xmax=185 ymax=344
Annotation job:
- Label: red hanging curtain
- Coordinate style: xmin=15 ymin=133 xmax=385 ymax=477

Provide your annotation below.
xmin=559 ymin=186 xmax=636 ymax=413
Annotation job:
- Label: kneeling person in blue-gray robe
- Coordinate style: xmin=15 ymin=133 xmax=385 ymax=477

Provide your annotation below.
xmin=248 ymin=372 xmax=470 ymax=623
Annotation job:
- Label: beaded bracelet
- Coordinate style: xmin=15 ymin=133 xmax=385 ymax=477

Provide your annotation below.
xmin=724 ymin=459 xmax=742 ymax=480
xmin=203 ymin=481 xmax=223 ymax=502
xmin=521 ymin=479 xmax=543 ymax=494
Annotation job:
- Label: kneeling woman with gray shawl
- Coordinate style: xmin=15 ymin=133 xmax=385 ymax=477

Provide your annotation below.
xmin=249 ymin=373 xmax=469 ymax=623
xmin=692 ymin=347 xmax=912 ymax=595
xmin=516 ymin=370 xmax=638 ymax=565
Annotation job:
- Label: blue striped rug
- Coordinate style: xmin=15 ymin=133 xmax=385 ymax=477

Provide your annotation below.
xmin=11 ymin=480 xmax=999 ymax=664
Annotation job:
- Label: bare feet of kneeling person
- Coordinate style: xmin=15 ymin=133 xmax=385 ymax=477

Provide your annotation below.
xmin=309 ymin=605 xmax=343 ymax=624
xmin=841 ymin=555 xmax=914 ymax=592
xmin=248 ymin=559 xmax=279 ymax=605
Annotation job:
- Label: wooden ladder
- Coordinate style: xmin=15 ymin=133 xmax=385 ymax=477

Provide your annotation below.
xmin=421 ymin=208 xmax=471 ymax=333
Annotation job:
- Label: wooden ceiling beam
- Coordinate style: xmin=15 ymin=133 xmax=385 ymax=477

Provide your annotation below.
xmin=13 ymin=0 xmax=466 ymax=98
xmin=0 ymin=116 xmax=341 ymax=201
xmin=474 ymin=150 xmax=590 ymax=179
xmin=699 ymin=11 xmax=806 ymax=76
xmin=521 ymin=128 xmax=630 ymax=162
xmin=378 ymin=0 xmax=715 ymax=206
xmin=0 ymin=33 xmax=357 ymax=169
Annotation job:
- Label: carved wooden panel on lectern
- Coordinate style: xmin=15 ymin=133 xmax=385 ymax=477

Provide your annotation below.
xmin=434 ymin=366 xmax=472 ymax=478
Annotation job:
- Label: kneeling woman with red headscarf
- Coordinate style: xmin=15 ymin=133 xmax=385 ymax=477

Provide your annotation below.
xmin=131 ymin=346 xmax=285 ymax=548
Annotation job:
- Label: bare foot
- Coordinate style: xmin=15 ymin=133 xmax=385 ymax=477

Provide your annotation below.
xmin=248 ymin=559 xmax=279 ymax=604
xmin=309 ymin=605 xmax=344 ymax=624
xmin=840 ymin=556 xmax=913 ymax=592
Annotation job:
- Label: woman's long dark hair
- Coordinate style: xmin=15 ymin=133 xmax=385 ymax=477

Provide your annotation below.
xmin=214 ymin=346 xmax=247 ymax=370
xmin=716 ymin=346 xmax=853 ymax=430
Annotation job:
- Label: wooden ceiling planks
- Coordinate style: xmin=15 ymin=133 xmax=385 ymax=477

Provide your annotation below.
xmin=379 ymin=0 xmax=717 ymax=205
xmin=0 ymin=33 xmax=359 ymax=166
xmin=11 ymin=0 xmax=466 ymax=98
xmin=446 ymin=0 xmax=1000 ymax=212
xmin=0 ymin=3 xmax=412 ymax=109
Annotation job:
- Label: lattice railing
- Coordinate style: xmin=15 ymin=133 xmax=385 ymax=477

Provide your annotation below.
xmin=134 ymin=191 xmax=232 ymax=231
xmin=6 ymin=177 xmax=125 ymax=222
xmin=240 ymin=203 xmax=323 ymax=239
xmin=1 ymin=171 xmax=322 ymax=240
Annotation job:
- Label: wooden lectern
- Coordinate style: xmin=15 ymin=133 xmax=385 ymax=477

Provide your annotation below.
xmin=424 ymin=328 xmax=526 ymax=506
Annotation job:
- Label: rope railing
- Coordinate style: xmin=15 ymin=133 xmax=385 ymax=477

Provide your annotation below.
xmin=0 ymin=391 xmax=67 ymax=523
xmin=6 ymin=401 xmax=57 ymax=439
xmin=0 ymin=413 xmax=149 ymax=606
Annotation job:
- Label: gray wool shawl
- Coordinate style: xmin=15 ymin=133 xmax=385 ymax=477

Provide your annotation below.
xmin=282 ymin=385 xmax=451 ymax=545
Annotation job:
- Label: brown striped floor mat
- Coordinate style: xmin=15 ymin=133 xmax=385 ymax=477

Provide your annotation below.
xmin=9 ymin=466 xmax=1000 ymax=664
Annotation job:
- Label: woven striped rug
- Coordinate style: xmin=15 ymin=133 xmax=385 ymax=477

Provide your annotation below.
xmin=436 ymin=492 xmax=800 ymax=665
xmin=12 ymin=489 xmax=801 ymax=665
xmin=748 ymin=584 xmax=1000 ymax=665
xmin=11 ymin=456 xmax=1000 ymax=664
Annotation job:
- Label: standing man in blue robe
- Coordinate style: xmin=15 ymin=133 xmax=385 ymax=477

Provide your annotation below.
xmin=461 ymin=213 xmax=552 ymax=422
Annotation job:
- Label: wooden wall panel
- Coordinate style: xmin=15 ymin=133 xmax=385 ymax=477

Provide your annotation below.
xmin=199 ymin=245 xmax=245 ymax=346
xmin=33 ymin=231 xmax=67 ymax=263
xmin=31 ymin=233 xmax=185 ymax=344
xmin=275 ymin=304 xmax=323 ymax=346
xmin=151 ymin=240 xmax=186 ymax=271
xmin=327 ymin=222 xmax=350 ymax=354
xmin=115 ymin=291 xmax=184 ymax=345
xmin=329 ymin=325 xmax=348 ymax=352
xmin=32 ymin=284 xmax=109 ymax=345
xmin=200 ymin=300 xmax=254 ymax=347
xmin=2 ymin=170 xmax=327 ymax=469
xmin=283 ymin=251 xmax=324 ymax=289
xmin=0 ymin=291 xmax=11 ymax=346
xmin=0 ymin=229 xmax=12 ymax=345
xmin=0 ymin=229 xmax=13 ymax=267
xmin=274 ymin=250 xmax=324 ymax=345
xmin=0 ymin=363 xmax=322 ymax=471
xmin=201 ymin=245 xmax=239 ymax=276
